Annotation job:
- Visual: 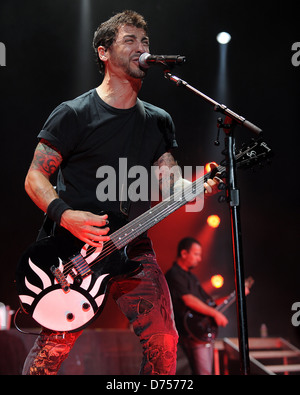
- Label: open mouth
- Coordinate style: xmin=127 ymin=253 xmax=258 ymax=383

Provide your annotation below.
xmin=131 ymin=58 xmax=140 ymax=66
xmin=131 ymin=54 xmax=141 ymax=65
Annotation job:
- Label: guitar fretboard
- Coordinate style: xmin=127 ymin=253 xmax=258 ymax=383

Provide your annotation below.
xmin=109 ymin=167 xmax=221 ymax=249
xmin=216 ymin=291 xmax=236 ymax=313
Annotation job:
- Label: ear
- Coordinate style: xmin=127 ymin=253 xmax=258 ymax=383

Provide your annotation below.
xmin=181 ymin=249 xmax=188 ymax=259
xmin=97 ymin=46 xmax=108 ymax=62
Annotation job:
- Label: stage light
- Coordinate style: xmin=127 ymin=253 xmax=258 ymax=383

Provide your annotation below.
xmin=216 ymin=32 xmax=231 ymax=45
xmin=211 ymin=274 xmax=224 ymax=288
xmin=207 ymin=215 xmax=221 ymax=228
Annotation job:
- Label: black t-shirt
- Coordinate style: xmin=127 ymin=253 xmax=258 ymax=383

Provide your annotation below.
xmin=38 ymin=88 xmax=177 ymax=255
xmin=165 ymin=263 xmax=215 ymax=337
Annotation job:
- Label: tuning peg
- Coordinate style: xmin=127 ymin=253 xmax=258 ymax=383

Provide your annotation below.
xmin=218 ymin=182 xmax=227 ymax=191
xmin=218 ymin=195 xmax=227 ymax=203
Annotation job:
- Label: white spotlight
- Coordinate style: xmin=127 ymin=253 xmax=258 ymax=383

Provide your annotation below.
xmin=216 ymin=32 xmax=231 ymax=44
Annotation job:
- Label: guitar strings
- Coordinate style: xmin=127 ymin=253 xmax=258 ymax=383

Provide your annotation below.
xmin=62 ymin=143 xmax=262 ymax=277
xmin=61 ymin=186 xmax=197 ymax=276
xmin=62 ymin=150 xmax=252 ymax=275
xmin=62 ymin=167 xmax=220 ymax=275
xmin=60 ymin=165 xmax=227 ymax=276
xmin=53 ymin=142 xmax=260 ymax=278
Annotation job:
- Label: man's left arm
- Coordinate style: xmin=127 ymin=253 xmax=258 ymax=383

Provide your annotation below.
xmin=154 ymin=152 xmax=221 ymax=198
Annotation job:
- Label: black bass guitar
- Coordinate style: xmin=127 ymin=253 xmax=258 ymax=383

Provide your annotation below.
xmin=16 ymin=138 xmax=270 ymax=332
xmin=184 ymin=277 xmax=254 ymax=343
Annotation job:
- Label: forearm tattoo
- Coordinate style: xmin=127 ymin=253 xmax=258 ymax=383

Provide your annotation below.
xmin=154 ymin=152 xmax=182 ymax=196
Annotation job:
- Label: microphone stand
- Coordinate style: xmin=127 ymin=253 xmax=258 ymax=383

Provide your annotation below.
xmin=164 ymin=70 xmax=262 ymax=375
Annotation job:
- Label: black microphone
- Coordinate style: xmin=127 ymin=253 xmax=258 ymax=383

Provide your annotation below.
xmin=139 ymin=53 xmax=186 ymax=69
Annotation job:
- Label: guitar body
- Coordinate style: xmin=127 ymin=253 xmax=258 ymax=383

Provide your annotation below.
xmin=183 ymin=277 xmax=254 ymax=343
xmin=184 ymin=310 xmax=218 ymax=343
xmin=16 ymin=224 xmax=141 ymax=333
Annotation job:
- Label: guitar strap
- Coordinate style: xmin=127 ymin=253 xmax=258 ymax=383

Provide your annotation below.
xmin=120 ymin=98 xmax=146 ymax=217
xmin=36 ymin=212 xmax=55 ymax=241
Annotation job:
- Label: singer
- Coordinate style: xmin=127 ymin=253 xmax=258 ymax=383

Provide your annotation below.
xmin=21 ymin=10 xmax=221 ymax=375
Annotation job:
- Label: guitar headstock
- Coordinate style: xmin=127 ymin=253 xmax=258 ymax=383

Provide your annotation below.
xmin=235 ymin=137 xmax=273 ymax=170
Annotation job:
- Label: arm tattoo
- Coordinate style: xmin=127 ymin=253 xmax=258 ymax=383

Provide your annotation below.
xmin=29 ymin=140 xmax=62 ymax=177
xmin=154 ymin=152 xmax=182 ymax=197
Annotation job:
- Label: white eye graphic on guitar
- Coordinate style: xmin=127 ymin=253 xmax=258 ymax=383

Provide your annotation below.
xmin=18 ymin=244 xmax=109 ymax=332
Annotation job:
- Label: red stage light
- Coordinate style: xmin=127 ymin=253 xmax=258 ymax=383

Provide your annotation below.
xmin=211 ymin=274 xmax=224 ymax=288
xmin=207 ymin=215 xmax=221 ymax=228
xmin=205 ymin=162 xmax=218 ymax=173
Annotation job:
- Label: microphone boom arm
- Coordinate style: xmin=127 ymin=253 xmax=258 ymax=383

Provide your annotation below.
xmin=164 ymin=71 xmax=262 ymax=136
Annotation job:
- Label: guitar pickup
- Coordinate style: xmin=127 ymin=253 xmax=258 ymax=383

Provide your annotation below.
xmin=50 ymin=265 xmax=70 ymax=293
xmin=69 ymin=254 xmax=92 ymax=279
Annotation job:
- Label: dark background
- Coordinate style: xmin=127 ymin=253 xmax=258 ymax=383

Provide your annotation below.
xmin=0 ymin=0 xmax=299 ymax=347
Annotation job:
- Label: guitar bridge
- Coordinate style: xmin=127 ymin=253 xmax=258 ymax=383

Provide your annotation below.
xmin=50 ymin=265 xmax=70 ymax=293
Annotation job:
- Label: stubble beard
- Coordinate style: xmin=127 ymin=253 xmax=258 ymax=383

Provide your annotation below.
xmin=111 ymin=53 xmax=147 ymax=80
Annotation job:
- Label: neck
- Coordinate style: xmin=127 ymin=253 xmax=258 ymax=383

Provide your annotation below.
xmin=176 ymin=259 xmax=189 ymax=272
xmin=97 ymin=72 xmax=142 ymax=109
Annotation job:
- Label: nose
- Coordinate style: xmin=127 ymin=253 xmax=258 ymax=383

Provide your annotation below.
xmin=136 ymin=41 xmax=148 ymax=54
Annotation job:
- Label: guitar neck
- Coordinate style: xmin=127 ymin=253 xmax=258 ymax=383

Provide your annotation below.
xmin=109 ymin=141 xmax=261 ymax=250
xmin=215 ymin=276 xmax=253 ymax=314
xmin=216 ymin=290 xmax=236 ymax=314
xmin=97 ymin=136 xmax=273 ymax=253
xmin=110 ymin=167 xmax=224 ymax=249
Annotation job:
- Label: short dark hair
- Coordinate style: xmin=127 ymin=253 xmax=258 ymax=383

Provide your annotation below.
xmin=92 ymin=10 xmax=149 ymax=74
xmin=177 ymin=237 xmax=201 ymax=258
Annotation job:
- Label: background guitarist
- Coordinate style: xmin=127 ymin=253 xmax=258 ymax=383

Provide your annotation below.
xmin=165 ymin=237 xmax=230 ymax=375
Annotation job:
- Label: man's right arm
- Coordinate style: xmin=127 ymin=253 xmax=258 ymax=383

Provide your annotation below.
xmin=25 ymin=140 xmax=62 ymax=211
xmin=182 ymin=294 xmax=228 ymax=327
xmin=25 ymin=140 xmax=110 ymax=247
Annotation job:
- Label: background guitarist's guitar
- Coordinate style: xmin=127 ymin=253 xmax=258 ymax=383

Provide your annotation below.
xmin=184 ymin=277 xmax=254 ymax=343
xmin=16 ymin=138 xmax=270 ymax=333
